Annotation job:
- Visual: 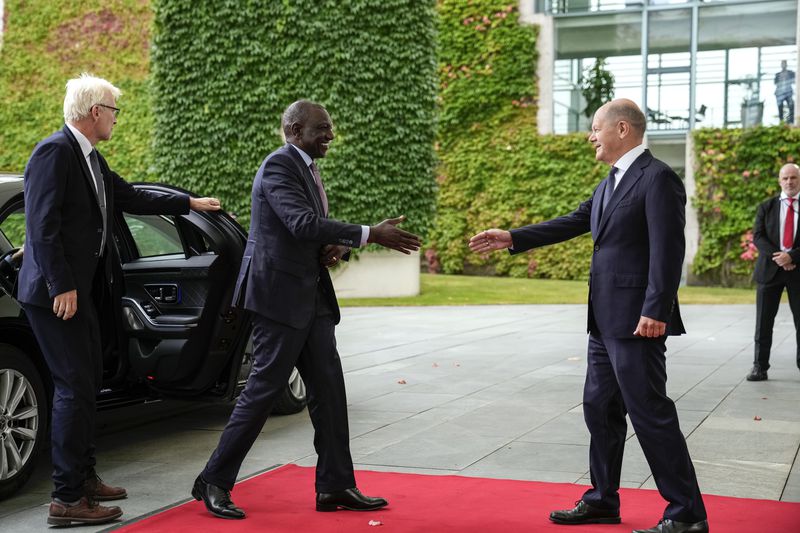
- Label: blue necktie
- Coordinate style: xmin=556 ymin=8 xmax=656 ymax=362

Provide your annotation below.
xmin=602 ymin=166 xmax=618 ymax=212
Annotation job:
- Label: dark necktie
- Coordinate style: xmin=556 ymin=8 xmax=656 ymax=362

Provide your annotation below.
xmin=309 ymin=162 xmax=329 ymax=216
xmin=89 ymin=149 xmax=108 ymax=253
xmin=784 ymin=197 xmax=795 ymax=249
xmin=602 ymin=166 xmax=618 ymax=212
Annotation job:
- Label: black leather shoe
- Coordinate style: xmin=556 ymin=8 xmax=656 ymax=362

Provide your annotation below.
xmin=549 ymin=500 xmax=621 ymax=525
xmin=191 ymin=475 xmax=245 ymax=519
xmin=746 ymin=366 xmax=768 ymax=381
xmin=316 ymin=487 xmax=388 ymax=512
xmin=633 ymin=518 xmax=709 ymax=533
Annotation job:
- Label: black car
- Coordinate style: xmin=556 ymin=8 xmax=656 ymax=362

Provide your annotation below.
xmin=0 ymin=174 xmax=307 ymax=499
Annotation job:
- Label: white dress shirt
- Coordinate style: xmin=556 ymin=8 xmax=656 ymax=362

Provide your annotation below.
xmin=609 ymin=143 xmax=647 ymax=190
xmin=66 ymin=123 xmax=101 ymax=194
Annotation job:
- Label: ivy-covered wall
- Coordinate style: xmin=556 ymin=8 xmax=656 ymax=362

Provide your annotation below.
xmin=692 ymin=125 xmax=800 ymax=286
xmin=0 ymin=0 xmax=154 ymax=181
xmin=151 ymin=0 xmax=437 ymax=233
xmin=429 ymin=0 xmax=604 ymax=279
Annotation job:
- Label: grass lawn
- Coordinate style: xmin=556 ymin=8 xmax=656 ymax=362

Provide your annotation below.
xmin=340 ymin=274 xmax=756 ymax=306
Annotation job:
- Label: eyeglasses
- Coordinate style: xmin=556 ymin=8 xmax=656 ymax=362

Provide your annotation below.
xmin=95 ymin=103 xmax=120 ymax=118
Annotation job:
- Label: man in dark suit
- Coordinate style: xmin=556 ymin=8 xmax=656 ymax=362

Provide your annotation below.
xmin=192 ymin=99 xmax=421 ymax=519
xmin=747 ymin=163 xmax=800 ymax=381
xmin=19 ymin=73 xmax=221 ymax=526
xmin=469 ymin=99 xmax=708 ymax=533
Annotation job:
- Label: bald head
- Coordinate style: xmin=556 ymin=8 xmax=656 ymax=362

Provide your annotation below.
xmin=282 ymin=99 xmax=327 ymax=138
xmin=589 ymin=99 xmax=647 ymax=165
xmin=779 ymin=163 xmax=800 ymax=197
xmin=600 ymin=99 xmax=647 ymax=138
xmin=781 ymin=163 xmax=800 ymax=176
xmin=282 ymin=99 xmax=335 ymax=159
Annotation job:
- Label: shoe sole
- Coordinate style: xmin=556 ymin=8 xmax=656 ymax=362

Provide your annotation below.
xmin=549 ymin=516 xmax=622 ymax=525
xmin=191 ymin=487 xmax=245 ymax=519
xmin=47 ymin=509 xmax=123 ymax=526
xmin=316 ymin=503 xmax=388 ymax=512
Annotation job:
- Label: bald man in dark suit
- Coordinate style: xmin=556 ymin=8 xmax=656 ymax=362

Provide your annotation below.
xmin=470 ymin=100 xmax=708 ymax=533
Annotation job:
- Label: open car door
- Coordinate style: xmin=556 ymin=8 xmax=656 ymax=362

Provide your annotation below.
xmin=115 ymin=184 xmax=251 ymax=400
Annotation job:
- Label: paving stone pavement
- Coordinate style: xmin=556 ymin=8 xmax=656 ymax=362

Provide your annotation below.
xmin=1 ymin=304 xmax=799 ymax=531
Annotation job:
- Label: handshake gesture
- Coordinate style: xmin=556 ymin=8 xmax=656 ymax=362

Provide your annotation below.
xmin=468 ymin=229 xmax=513 ymax=254
xmin=368 ymin=216 xmax=421 ymax=255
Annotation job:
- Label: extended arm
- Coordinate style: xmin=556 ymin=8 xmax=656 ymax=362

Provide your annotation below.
xmin=469 ymin=198 xmax=593 ymax=255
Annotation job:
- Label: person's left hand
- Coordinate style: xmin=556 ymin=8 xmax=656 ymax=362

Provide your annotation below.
xmin=320 ymin=245 xmax=349 ymax=268
xmin=773 ymin=251 xmax=793 ymax=267
xmin=633 ymin=315 xmax=666 ymax=337
xmin=189 ymin=197 xmax=222 ymax=211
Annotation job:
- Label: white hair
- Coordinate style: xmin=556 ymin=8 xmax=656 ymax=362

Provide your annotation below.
xmin=63 ymin=73 xmax=122 ymax=123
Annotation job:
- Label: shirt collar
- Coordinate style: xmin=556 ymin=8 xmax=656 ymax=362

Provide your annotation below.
xmin=780 ymin=191 xmax=800 ymax=201
xmin=66 ymin=123 xmax=93 ymax=158
xmin=613 ymin=143 xmax=647 ymax=172
xmin=289 ymin=143 xmax=313 ymax=167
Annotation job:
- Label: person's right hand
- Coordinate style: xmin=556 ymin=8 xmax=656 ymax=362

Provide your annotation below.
xmin=785 ymin=263 xmax=797 ymax=271
xmin=469 ymin=229 xmax=513 ymax=253
xmin=53 ymin=289 xmax=77 ymax=320
xmin=367 ymin=216 xmax=421 ymax=254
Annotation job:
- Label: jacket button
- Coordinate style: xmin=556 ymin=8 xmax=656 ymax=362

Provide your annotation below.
xmin=594 ymin=245 xmax=600 ymax=252
xmin=94 ymin=252 xmax=99 ymax=258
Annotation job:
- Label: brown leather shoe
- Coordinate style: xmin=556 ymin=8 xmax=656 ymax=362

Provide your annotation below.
xmin=86 ymin=473 xmax=127 ymax=501
xmin=47 ymin=497 xmax=123 ymax=526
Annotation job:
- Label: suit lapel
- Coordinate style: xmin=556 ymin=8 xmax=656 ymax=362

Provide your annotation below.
xmin=590 ymin=181 xmax=606 ymax=237
xmin=284 ymin=145 xmax=325 ymax=217
xmin=62 ymin=126 xmax=103 ymax=207
xmin=596 ymin=151 xmax=650 ymax=238
xmin=768 ymin=197 xmax=781 ymax=246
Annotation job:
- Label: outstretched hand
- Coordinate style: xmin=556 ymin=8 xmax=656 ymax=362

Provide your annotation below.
xmin=368 ymin=216 xmax=421 ymax=255
xmin=190 ymin=197 xmax=222 ymax=212
xmin=469 ymin=229 xmax=513 ymax=254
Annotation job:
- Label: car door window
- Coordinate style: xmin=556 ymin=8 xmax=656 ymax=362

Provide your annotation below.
xmin=0 ymin=208 xmax=25 ymax=251
xmin=123 ymin=214 xmax=184 ymax=258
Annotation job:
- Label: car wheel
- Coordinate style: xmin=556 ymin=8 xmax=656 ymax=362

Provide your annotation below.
xmin=273 ymin=367 xmax=307 ymax=415
xmin=0 ymin=344 xmax=48 ymax=500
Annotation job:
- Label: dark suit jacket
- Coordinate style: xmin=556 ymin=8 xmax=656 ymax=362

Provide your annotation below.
xmin=18 ymin=126 xmax=190 ymax=308
xmin=232 ymin=144 xmax=362 ymax=329
xmin=509 ymin=150 xmax=686 ymax=338
xmin=753 ymin=196 xmax=800 ymax=284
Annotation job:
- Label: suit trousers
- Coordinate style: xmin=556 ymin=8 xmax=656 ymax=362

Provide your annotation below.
xmin=23 ymin=297 xmax=103 ymax=502
xmin=202 ymin=288 xmax=356 ymax=493
xmin=754 ymin=269 xmax=800 ymax=371
xmin=581 ymin=334 xmax=706 ymax=523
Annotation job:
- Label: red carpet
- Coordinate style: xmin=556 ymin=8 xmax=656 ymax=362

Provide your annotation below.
xmin=114 ymin=465 xmax=800 ymax=532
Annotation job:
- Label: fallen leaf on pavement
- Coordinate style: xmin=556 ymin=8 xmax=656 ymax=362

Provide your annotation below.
xmin=397 ymin=379 xmax=407 ymax=384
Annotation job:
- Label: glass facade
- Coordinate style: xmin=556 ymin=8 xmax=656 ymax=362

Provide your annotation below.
xmin=548 ymin=0 xmax=798 ymax=133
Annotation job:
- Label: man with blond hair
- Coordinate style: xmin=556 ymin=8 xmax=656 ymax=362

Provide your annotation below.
xmin=470 ymin=99 xmax=708 ymax=533
xmin=18 ymin=73 xmax=221 ymax=526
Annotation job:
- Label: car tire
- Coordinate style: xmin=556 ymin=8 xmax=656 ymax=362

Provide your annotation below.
xmin=0 ymin=343 xmax=48 ymax=500
xmin=273 ymin=367 xmax=307 ymax=415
